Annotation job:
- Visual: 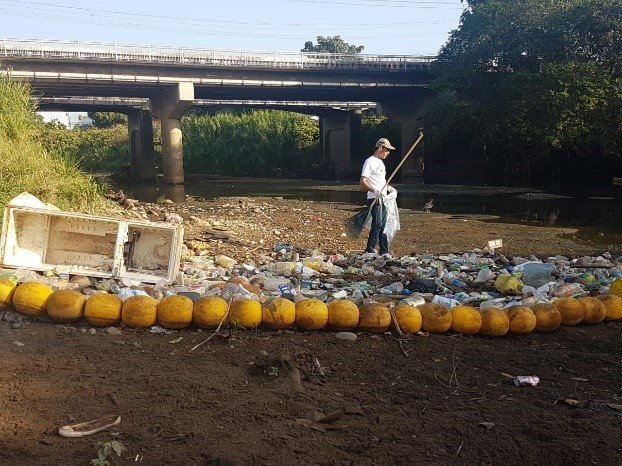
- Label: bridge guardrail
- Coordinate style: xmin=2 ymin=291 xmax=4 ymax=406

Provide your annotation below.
xmin=2 ymin=38 xmax=434 ymax=71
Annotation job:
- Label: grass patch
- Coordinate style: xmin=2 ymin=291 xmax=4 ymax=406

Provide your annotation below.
xmin=0 ymin=77 xmax=112 ymax=212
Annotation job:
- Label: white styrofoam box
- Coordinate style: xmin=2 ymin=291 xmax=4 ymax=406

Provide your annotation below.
xmin=0 ymin=206 xmax=184 ymax=283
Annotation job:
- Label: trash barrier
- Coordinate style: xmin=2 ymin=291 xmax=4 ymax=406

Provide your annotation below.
xmin=0 ymin=228 xmax=621 ymax=338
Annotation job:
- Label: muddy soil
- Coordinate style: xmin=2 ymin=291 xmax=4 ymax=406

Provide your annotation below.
xmin=1 ymin=195 xmax=620 ymax=465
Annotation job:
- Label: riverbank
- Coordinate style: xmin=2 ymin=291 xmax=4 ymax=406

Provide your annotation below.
xmin=1 ymin=193 xmax=621 ymax=465
xmin=143 ymin=194 xmax=609 ymax=261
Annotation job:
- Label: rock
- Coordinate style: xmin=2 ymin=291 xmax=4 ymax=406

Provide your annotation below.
xmin=106 ymin=327 xmax=122 ymax=335
xmin=335 ymin=332 xmax=358 ymax=341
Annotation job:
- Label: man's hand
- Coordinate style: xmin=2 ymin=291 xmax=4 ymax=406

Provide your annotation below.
xmin=373 ymin=190 xmax=383 ymax=199
xmin=387 ymin=185 xmax=395 ymax=193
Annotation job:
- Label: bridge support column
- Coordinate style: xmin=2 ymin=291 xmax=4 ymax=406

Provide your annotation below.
xmin=151 ymin=82 xmax=194 ymax=184
xmin=127 ymin=109 xmax=155 ymax=181
xmin=379 ymin=91 xmax=433 ymax=183
xmin=320 ymin=110 xmax=361 ymax=180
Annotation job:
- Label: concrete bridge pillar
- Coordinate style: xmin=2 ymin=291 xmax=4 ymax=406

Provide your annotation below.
xmin=379 ymin=91 xmax=433 ymax=183
xmin=151 ymin=82 xmax=195 ymax=184
xmin=320 ymin=110 xmax=361 ymax=180
xmin=127 ymin=109 xmax=155 ymax=181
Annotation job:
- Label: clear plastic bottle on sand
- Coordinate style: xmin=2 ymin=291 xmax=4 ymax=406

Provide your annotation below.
xmin=215 ymin=254 xmax=237 ymax=269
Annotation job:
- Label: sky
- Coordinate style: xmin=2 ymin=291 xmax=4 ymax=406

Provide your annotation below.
xmin=0 ymin=0 xmax=466 ymax=56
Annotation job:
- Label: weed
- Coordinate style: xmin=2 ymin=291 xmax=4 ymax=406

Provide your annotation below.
xmin=90 ymin=441 xmax=126 ymax=466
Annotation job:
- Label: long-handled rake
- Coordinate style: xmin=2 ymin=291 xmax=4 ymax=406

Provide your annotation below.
xmin=345 ymin=132 xmax=424 ymax=238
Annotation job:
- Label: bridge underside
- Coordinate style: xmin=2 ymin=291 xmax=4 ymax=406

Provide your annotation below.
xmin=12 ymin=58 xmax=431 ymax=183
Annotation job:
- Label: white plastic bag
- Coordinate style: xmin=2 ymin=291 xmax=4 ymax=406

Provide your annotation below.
xmin=382 ymin=189 xmax=400 ymax=244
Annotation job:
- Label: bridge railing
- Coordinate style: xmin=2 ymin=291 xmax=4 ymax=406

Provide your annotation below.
xmin=1 ymin=38 xmax=434 ymax=71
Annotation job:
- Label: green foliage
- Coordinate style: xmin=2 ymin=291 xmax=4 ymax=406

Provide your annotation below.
xmin=181 ymin=110 xmax=320 ymax=176
xmin=423 ymin=0 xmax=622 ymax=185
xmin=302 ymin=36 xmax=364 ymax=54
xmin=0 ymin=76 xmax=111 ymax=212
xmin=0 ymin=78 xmax=38 ymax=141
xmin=360 ymin=114 xmax=400 ymax=155
xmin=41 ymin=125 xmax=130 ymax=173
xmin=91 ymin=441 xmax=126 ymax=466
xmin=88 ymin=112 xmax=128 ymax=128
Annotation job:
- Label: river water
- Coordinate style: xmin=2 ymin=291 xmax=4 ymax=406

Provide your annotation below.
xmin=119 ymin=178 xmax=622 ymax=252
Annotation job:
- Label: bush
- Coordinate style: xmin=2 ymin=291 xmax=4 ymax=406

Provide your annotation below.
xmin=181 ymin=110 xmax=320 ymax=176
xmin=0 ymin=77 xmax=110 ymax=212
xmin=41 ymin=125 xmax=130 ymax=173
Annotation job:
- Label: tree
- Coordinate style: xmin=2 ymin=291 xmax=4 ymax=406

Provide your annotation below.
xmin=88 ymin=112 xmax=128 ymax=128
xmin=301 ymin=36 xmax=364 ymax=54
xmin=422 ymin=0 xmax=622 ymax=186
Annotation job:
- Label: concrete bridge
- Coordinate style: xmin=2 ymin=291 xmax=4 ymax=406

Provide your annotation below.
xmin=2 ymin=38 xmax=434 ymax=183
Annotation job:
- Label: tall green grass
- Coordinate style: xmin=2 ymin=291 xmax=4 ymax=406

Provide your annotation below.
xmin=42 ymin=124 xmax=130 ymax=173
xmin=0 ymin=77 xmax=111 ymax=212
xmin=182 ymin=110 xmax=320 ymax=176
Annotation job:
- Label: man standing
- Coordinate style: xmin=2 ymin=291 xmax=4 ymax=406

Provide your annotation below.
xmin=359 ymin=137 xmax=395 ymax=258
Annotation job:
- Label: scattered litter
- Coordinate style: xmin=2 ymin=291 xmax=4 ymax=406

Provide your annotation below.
xmin=561 ymin=399 xmax=622 ymax=415
xmin=514 ymin=375 xmax=540 ymax=387
xmin=58 ymin=414 xmax=121 ymax=438
xmin=168 ymin=336 xmax=184 ymax=344
xmin=479 ymin=422 xmax=496 ymax=429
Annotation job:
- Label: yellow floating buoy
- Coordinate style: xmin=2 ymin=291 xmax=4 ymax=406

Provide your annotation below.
xmin=327 ymin=299 xmax=359 ymax=331
xmin=193 ymin=296 xmax=229 ymax=328
xmin=610 ymin=278 xmax=622 ymax=297
xmin=0 ymin=279 xmax=17 ymax=310
xmin=295 ymin=299 xmax=328 ymax=330
xmin=229 ymin=299 xmax=262 ymax=328
xmin=598 ymin=294 xmax=622 ymax=321
xmin=479 ymin=307 xmax=509 ymax=337
xmin=262 ymin=297 xmax=296 ymax=330
xmin=47 ymin=289 xmax=86 ymax=322
xmin=532 ymin=303 xmax=561 ymax=333
xmin=507 ymin=305 xmax=536 ymax=335
xmin=418 ymin=303 xmax=452 ymax=334
xmin=157 ymin=295 xmax=193 ymax=329
xmin=84 ymin=293 xmax=122 ymax=327
xmin=393 ymin=303 xmax=422 ymax=334
xmin=553 ymin=297 xmax=584 ymax=325
xmin=122 ymin=295 xmax=158 ymax=328
xmin=13 ymin=282 xmax=54 ymax=317
xmin=450 ymin=305 xmax=482 ymax=335
xmin=358 ymin=303 xmax=391 ymax=333
xmin=578 ymin=297 xmax=606 ymax=324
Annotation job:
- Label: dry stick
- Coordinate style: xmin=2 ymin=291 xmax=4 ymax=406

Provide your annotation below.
xmin=449 ymin=349 xmax=460 ymax=389
xmin=258 ymin=209 xmax=274 ymax=223
xmin=456 ymin=439 xmax=464 ymax=456
xmin=189 ymin=297 xmax=233 ymax=352
xmin=389 ymin=307 xmax=409 ymax=358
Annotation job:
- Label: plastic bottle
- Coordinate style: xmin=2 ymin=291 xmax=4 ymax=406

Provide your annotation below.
xmin=521 ymin=263 xmax=554 ymax=287
xmin=266 ymin=262 xmax=296 ymax=274
xmin=215 ymin=254 xmax=237 ymax=269
xmin=474 ymin=268 xmax=495 ymax=283
xmin=551 ymin=282 xmax=585 ymax=298
xmin=443 ymin=274 xmax=467 ymax=288
xmin=432 ymin=295 xmax=459 ymax=308
xmin=387 ymin=282 xmax=404 ymax=294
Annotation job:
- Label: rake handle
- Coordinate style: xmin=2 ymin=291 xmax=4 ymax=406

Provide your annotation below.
xmin=368 ymin=132 xmax=424 ymax=209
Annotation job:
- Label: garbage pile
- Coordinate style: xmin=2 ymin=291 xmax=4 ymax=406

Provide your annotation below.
xmin=1 ymin=244 xmax=621 ymax=337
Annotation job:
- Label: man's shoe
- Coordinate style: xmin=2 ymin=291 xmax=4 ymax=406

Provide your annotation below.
xmin=381 ymin=253 xmax=393 ymax=260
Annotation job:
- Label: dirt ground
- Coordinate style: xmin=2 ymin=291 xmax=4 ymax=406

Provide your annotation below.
xmin=1 ymin=194 xmax=621 ymax=465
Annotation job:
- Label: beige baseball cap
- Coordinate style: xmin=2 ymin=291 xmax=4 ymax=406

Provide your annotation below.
xmin=375 ymin=138 xmax=395 ymax=150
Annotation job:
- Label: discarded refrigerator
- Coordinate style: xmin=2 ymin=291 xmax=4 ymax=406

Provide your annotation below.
xmin=0 ymin=194 xmax=184 ymax=283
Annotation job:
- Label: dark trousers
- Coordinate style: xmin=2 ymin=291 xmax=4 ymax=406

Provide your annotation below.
xmin=365 ymin=199 xmax=389 ymax=255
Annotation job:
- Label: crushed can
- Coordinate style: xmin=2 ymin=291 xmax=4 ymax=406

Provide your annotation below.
xmin=514 ymin=375 xmax=540 ymax=387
